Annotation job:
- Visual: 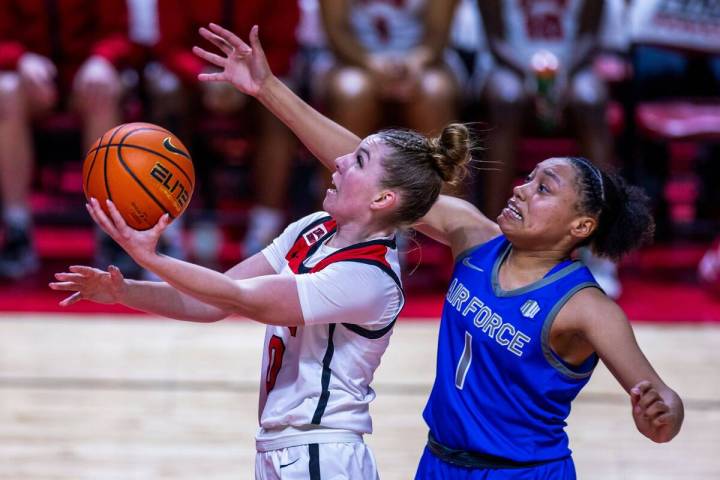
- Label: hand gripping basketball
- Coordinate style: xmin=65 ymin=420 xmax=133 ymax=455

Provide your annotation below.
xmin=82 ymin=122 xmax=195 ymax=230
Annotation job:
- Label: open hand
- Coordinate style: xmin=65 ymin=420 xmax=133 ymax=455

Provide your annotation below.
xmin=630 ymin=380 xmax=682 ymax=443
xmin=193 ymin=23 xmax=271 ymax=97
xmin=49 ymin=265 xmax=126 ymax=306
xmin=86 ymin=197 xmax=169 ymax=267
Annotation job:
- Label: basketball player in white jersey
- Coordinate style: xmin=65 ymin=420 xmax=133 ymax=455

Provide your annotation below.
xmin=50 ymin=25 xmax=470 ymax=476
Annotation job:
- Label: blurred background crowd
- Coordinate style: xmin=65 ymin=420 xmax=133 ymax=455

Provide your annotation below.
xmin=0 ymin=0 xmax=719 ymax=304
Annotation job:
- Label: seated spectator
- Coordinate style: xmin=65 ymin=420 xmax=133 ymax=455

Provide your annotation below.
xmin=0 ymin=0 xmax=131 ymax=278
xmin=154 ymin=0 xmax=300 ymax=258
xmin=477 ymin=0 xmax=613 ymax=218
xmin=477 ymin=0 xmax=622 ymax=297
xmin=317 ymin=0 xmax=462 ymax=153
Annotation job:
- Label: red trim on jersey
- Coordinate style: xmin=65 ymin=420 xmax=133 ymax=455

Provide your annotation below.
xmin=309 ymin=244 xmax=392 ymax=273
xmin=285 ymin=218 xmax=337 ymax=273
xmin=284 ymin=216 xmax=394 ymax=275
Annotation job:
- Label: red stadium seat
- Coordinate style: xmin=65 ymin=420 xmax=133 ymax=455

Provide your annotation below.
xmin=636 ymin=100 xmax=720 ymax=141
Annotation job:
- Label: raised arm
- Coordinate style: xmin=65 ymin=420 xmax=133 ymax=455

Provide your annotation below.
xmin=414 ymin=194 xmax=500 ymax=258
xmin=192 ymin=23 xmax=360 ymax=169
xmin=565 ymin=289 xmax=684 ymax=443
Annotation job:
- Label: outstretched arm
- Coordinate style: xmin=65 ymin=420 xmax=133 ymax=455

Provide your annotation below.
xmin=49 ymin=252 xmax=276 ymax=322
xmin=193 ymin=23 xmax=360 ymax=169
xmin=83 ymin=198 xmax=303 ymax=326
xmin=414 ymin=195 xmax=501 ymax=258
xmin=567 ymin=289 xmax=684 ymax=443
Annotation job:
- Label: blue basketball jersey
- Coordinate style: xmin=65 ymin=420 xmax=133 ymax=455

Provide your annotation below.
xmin=423 ymin=235 xmax=601 ymax=463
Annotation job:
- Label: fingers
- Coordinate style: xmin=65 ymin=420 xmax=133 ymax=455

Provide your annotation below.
xmin=151 ymin=214 xmax=171 ymax=237
xmin=69 ymin=265 xmax=101 ymax=276
xmin=53 ymin=272 xmax=86 ymax=282
xmin=631 ymin=381 xmax=670 ymax=424
xmin=108 ymin=265 xmax=124 ymax=281
xmin=60 ymin=292 xmax=83 ymax=307
xmin=198 ymin=72 xmax=227 ymax=83
xmin=248 ymin=25 xmax=265 ymax=57
xmin=48 ymin=280 xmax=82 ymax=292
xmin=644 ymin=400 xmax=670 ymax=420
xmin=637 ymin=389 xmax=662 ymax=411
xmin=192 ymin=46 xmax=227 ymax=69
xmin=87 ymin=198 xmax=119 ymax=238
xmin=198 ymin=27 xmax=233 ymax=55
xmin=104 ymin=199 xmax=130 ymax=234
xmin=208 ymin=23 xmax=251 ymax=53
xmin=630 ymin=380 xmax=652 ymax=407
xmin=652 ymin=411 xmax=674 ymax=428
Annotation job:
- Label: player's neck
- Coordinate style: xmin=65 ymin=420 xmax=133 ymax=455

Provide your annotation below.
xmin=328 ymin=222 xmax=394 ymax=248
xmin=503 ymin=247 xmax=567 ymax=281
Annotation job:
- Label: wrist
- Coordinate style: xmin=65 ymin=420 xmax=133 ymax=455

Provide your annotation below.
xmin=256 ymin=74 xmax=280 ymax=102
xmin=117 ymin=278 xmax=133 ymax=303
xmin=133 ymin=250 xmax=162 ymax=272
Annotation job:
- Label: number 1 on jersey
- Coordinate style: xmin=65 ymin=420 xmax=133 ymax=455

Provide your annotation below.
xmin=455 ymin=331 xmax=473 ymax=389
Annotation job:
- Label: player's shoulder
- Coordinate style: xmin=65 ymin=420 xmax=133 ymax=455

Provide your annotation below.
xmin=291 ymin=211 xmax=332 ymax=229
xmin=556 ymin=285 xmax=626 ymax=331
xmin=280 ymin=211 xmax=332 ymax=239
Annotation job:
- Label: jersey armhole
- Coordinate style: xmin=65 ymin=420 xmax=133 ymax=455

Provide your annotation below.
xmin=540 ymin=283 xmax=603 ymax=379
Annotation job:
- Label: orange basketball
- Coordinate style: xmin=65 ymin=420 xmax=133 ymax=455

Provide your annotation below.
xmin=82 ymin=122 xmax=195 ymax=230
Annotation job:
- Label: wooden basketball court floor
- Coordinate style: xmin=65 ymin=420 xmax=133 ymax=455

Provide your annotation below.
xmin=0 ymin=314 xmax=718 ymax=479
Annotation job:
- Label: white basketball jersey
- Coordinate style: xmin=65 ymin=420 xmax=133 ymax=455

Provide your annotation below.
xmin=350 ymin=0 xmax=427 ymax=53
xmin=502 ymin=0 xmax=582 ymax=67
xmin=255 ymin=212 xmax=404 ymax=452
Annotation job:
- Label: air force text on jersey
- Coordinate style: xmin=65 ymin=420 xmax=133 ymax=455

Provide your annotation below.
xmin=446 ymin=278 xmax=531 ymax=357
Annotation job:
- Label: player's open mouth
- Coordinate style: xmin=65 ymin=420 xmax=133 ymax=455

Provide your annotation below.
xmin=503 ymin=201 xmax=523 ymax=221
xmin=328 ymin=176 xmax=338 ymax=194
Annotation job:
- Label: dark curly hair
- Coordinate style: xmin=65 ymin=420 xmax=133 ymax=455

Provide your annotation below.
xmin=568 ymin=157 xmax=655 ymax=261
xmin=377 ymin=123 xmax=471 ymax=227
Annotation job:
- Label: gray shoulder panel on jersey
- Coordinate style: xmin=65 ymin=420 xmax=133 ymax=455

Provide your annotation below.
xmin=540 ymin=282 xmax=602 ymax=380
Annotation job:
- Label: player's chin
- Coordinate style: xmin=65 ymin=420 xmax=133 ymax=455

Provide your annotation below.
xmin=322 ymin=189 xmax=337 ymax=212
xmin=496 ymin=213 xmax=516 ymax=233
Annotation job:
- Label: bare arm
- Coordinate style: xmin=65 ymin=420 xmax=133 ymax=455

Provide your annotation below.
xmin=567 ymin=289 xmax=684 ymax=443
xmin=414 ymin=195 xmax=501 ymax=258
xmin=50 ymin=249 xmax=277 ymax=323
xmin=479 ymin=0 xmax=527 ymax=77
xmin=319 ymin=0 xmax=369 ymax=68
xmin=122 ymin=252 xmax=277 ymax=321
xmin=566 ymin=0 xmax=605 ymax=76
xmin=421 ymin=0 xmax=460 ymax=64
xmin=139 ymin=253 xmax=304 ymax=327
xmin=257 ymin=76 xmax=360 ymax=169
xmin=193 ymin=23 xmax=360 ymax=170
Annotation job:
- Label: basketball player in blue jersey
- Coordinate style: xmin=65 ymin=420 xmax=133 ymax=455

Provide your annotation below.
xmin=180 ymin=24 xmax=685 ymax=479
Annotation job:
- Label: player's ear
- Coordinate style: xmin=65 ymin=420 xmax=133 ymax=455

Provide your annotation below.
xmin=570 ymin=215 xmax=596 ymax=240
xmin=371 ymin=190 xmax=397 ymax=211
